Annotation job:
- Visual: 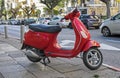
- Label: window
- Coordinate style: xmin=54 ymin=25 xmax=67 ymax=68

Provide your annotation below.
xmin=52 ymin=17 xmax=59 ymax=20
xmin=115 ymin=13 xmax=120 ymax=20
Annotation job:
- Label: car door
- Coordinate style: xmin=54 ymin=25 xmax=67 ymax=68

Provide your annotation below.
xmin=110 ymin=13 xmax=120 ymax=34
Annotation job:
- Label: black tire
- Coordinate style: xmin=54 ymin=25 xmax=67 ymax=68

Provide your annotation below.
xmin=27 ymin=55 xmax=41 ymax=62
xmin=102 ymin=27 xmax=111 ymax=37
xmin=68 ymin=23 xmax=73 ymax=29
xmin=86 ymin=25 xmax=89 ymax=29
xmin=56 ymin=23 xmax=59 ymax=25
xmin=83 ymin=47 xmax=103 ymax=70
xmin=84 ymin=23 xmax=89 ymax=29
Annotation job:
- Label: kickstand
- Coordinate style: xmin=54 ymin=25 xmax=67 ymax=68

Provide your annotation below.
xmin=40 ymin=57 xmax=51 ymax=66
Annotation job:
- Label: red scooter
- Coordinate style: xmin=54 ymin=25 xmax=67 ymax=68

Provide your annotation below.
xmin=21 ymin=8 xmax=103 ymax=70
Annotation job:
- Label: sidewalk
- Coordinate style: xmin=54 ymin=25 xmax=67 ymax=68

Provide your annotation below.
xmin=0 ymin=34 xmax=120 ymax=78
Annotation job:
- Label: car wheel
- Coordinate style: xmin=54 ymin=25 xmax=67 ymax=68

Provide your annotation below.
xmin=85 ymin=23 xmax=89 ymax=29
xmin=102 ymin=27 xmax=111 ymax=37
xmin=68 ymin=23 xmax=73 ymax=29
xmin=83 ymin=47 xmax=103 ymax=70
xmin=56 ymin=23 xmax=59 ymax=25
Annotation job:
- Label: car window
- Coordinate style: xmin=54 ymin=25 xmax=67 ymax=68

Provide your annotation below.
xmin=80 ymin=15 xmax=90 ymax=19
xmin=39 ymin=18 xmax=44 ymax=20
xmin=114 ymin=14 xmax=120 ymax=20
xmin=80 ymin=15 xmax=86 ymax=19
xmin=52 ymin=17 xmax=59 ymax=20
xmin=45 ymin=18 xmax=51 ymax=20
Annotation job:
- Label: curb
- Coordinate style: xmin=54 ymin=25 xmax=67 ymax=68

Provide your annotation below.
xmin=103 ymin=63 xmax=120 ymax=72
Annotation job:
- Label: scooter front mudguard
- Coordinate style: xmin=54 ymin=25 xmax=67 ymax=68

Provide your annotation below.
xmin=82 ymin=40 xmax=100 ymax=52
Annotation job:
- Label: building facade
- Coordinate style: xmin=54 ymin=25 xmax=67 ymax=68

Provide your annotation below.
xmin=87 ymin=0 xmax=119 ymax=16
xmin=4 ymin=0 xmax=120 ymax=18
xmin=67 ymin=0 xmax=119 ymax=16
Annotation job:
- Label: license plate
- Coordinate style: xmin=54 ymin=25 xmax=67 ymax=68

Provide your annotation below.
xmin=93 ymin=24 xmax=98 ymax=26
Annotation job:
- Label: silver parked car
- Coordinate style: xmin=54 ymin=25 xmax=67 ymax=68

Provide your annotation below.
xmin=80 ymin=14 xmax=101 ymax=29
xmin=100 ymin=13 xmax=120 ymax=37
xmin=68 ymin=14 xmax=101 ymax=29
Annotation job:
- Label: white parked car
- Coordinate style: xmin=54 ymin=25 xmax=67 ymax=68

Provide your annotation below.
xmin=48 ymin=16 xmax=70 ymax=28
xmin=37 ymin=17 xmax=51 ymax=24
xmin=100 ymin=13 xmax=120 ymax=37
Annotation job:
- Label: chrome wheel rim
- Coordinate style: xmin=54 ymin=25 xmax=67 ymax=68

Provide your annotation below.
xmin=86 ymin=49 xmax=102 ymax=67
xmin=102 ymin=28 xmax=110 ymax=36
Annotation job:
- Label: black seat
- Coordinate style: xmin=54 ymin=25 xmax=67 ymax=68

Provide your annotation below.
xmin=29 ymin=24 xmax=62 ymax=33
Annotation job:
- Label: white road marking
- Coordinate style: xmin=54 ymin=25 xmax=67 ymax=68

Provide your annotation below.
xmin=60 ymin=40 xmax=120 ymax=51
xmin=100 ymin=43 xmax=120 ymax=51
xmin=106 ymin=39 xmax=120 ymax=43
xmin=60 ymin=40 xmax=74 ymax=46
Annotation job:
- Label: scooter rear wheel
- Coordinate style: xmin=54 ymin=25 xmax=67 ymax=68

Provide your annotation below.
xmin=27 ymin=55 xmax=41 ymax=62
xmin=83 ymin=47 xmax=103 ymax=70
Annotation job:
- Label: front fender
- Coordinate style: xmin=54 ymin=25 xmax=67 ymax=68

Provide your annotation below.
xmin=82 ymin=40 xmax=100 ymax=52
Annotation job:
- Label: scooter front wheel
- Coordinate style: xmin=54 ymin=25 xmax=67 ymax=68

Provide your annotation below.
xmin=83 ymin=47 xmax=103 ymax=70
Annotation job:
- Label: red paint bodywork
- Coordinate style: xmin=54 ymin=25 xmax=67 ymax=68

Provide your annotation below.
xmin=23 ymin=8 xmax=100 ymax=58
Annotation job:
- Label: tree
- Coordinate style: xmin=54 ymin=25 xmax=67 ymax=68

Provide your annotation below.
xmin=21 ymin=3 xmax=36 ymax=19
xmin=80 ymin=0 xmax=85 ymax=6
xmin=43 ymin=7 xmax=59 ymax=16
xmin=100 ymin=0 xmax=111 ymax=18
xmin=35 ymin=9 xmax=41 ymax=17
xmin=40 ymin=0 xmax=61 ymax=17
xmin=0 ymin=0 xmax=7 ymax=19
xmin=9 ymin=6 xmax=20 ymax=18
xmin=71 ymin=0 xmax=77 ymax=7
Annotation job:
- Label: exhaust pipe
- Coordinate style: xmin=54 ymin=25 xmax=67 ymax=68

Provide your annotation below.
xmin=25 ymin=49 xmax=40 ymax=58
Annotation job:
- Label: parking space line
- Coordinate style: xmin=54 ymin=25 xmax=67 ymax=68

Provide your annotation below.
xmin=106 ymin=39 xmax=120 ymax=43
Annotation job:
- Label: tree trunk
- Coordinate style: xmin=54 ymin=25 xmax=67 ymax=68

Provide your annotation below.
xmin=106 ymin=1 xmax=111 ymax=18
xmin=51 ymin=9 xmax=54 ymax=17
xmin=27 ymin=14 xmax=30 ymax=19
xmin=80 ymin=0 xmax=85 ymax=7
